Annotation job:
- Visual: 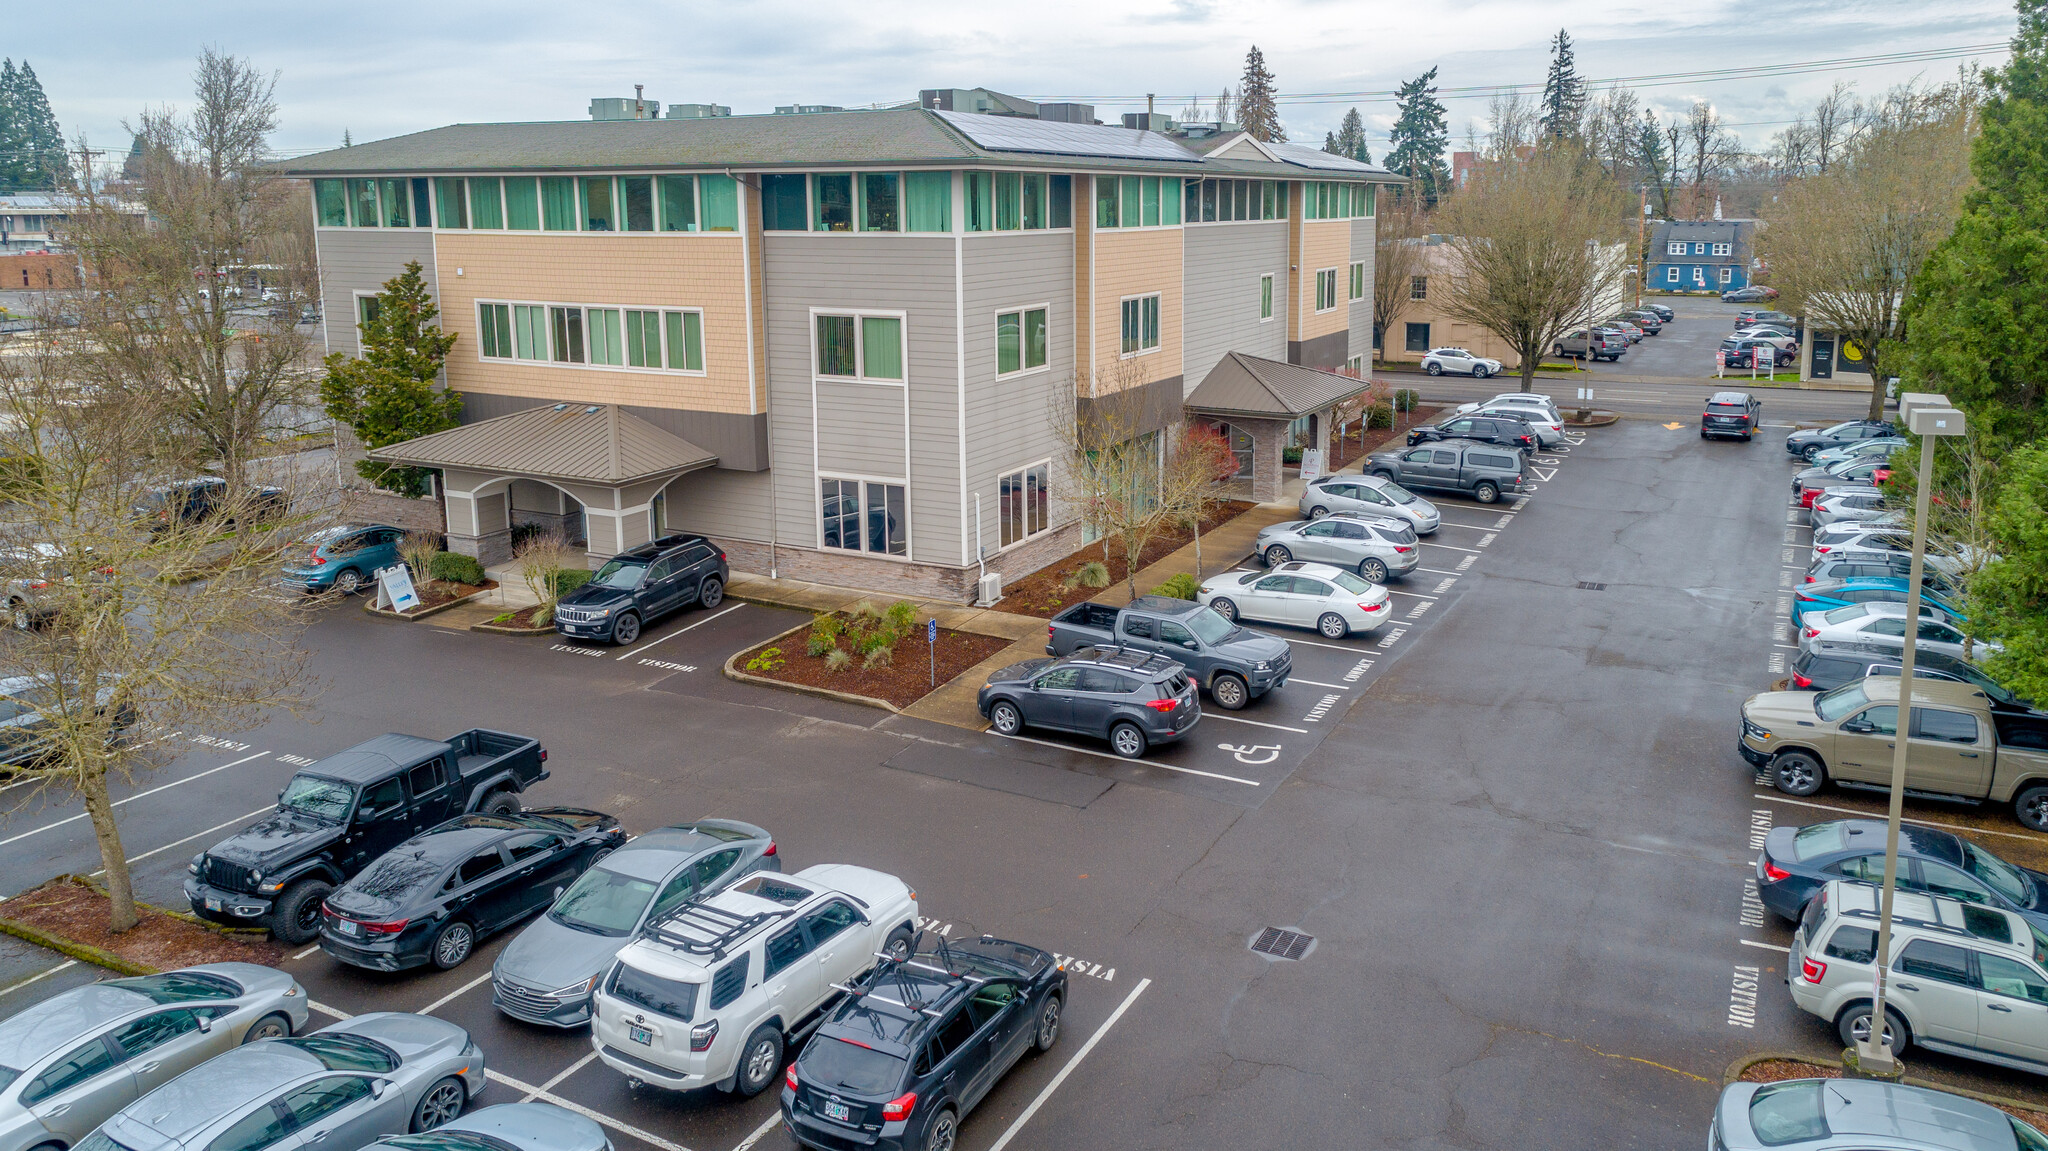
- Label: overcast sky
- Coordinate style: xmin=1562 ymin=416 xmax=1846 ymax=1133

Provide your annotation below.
xmin=34 ymin=0 xmax=2020 ymax=163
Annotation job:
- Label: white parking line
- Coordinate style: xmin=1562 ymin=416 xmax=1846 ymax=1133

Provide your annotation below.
xmin=1281 ymin=636 xmax=1379 ymax=653
xmin=729 ymin=1113 xmax=783 ymax=1151
xmin=1381 ymin=588 xmax=1437 ymax=600
xmin=0 ymin=750 xmax=272 ymax=849
xmin=1419 ymin=541 xmax=1483 ymax=553
xmin=1415 ymin=567 xmax=1464 ymax=576
xmin=522 ymin=1050 xmax=600 ymax=1101
xmin=0 ymin=959 xmax=76 ymax=997
xmin=986 ymin=978 xmax=1151 ymax=1151
xmin=986 ymin=733 xmax=1260 ymax=785
xmin=1286 ymin=678 xmax=1350 ymax=690
xmin=614 ymin=603 xmax=746 ymax=660
xmin=293 ymin=945 xmax=321 ymax=960
xmin=1741 ymin=940 xmax=1791 ymax=954
xmin=419 ymin=971 xmax=495 ymax=1017
xmin=1205 ymin=713 xmax=1310 ymax=734
xmin=1430 ymin=521 xmax=1500 ymax=531
xmin=90 ymin=805 xmax=276 ymax=876
xmin=1752 ymin=792 xmax=2047 ymax=841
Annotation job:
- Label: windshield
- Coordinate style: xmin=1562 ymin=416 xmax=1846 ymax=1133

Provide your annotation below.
xmin=1819 ymin=605 xmax=1868 ymax=625
xmin=373 ymin=1136 xmax=515 ymax=1151
xmin=606 ymin=962 xmax=696 ymax=1021
xmin=1814 ymin=683 xmax=1869 ymax=722
xmin=1330 ymin=571 xmax=1374 ymax=595
xmin=1965 ymin=843 xmax=2033 ymax=907
xmin=550 ymin=866 xmax=657 ymax=937
xmin=801 ymin=1036 xmax=907 ymax=1095
xmin=279 ymin=775 xmax=355 ymax=822
xmin=1748 ymin=1081 xmax=1829 ymax=1146
xmin=280 ymin=1034 xmax=397 ymax=1072
xmin=589 ymin=560 xmax=648 ymax=590
xmin=1185 ymin=607 xmax=1234 ymax=646
xmin=1378 ymin=481 xmax=1420 ymax=505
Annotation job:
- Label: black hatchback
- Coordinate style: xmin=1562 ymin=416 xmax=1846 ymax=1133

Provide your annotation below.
xmin=320 ymin=808 xmax=625 ymax=973
xmin=782 ymin=935 xmax=1067 ymax=1151
xmin=1406 ymin=415 xmax=1536 ymax=451
xmin=554 ymin=532 xmax=729 ymax=645
xmin=978 ymin=646 xmax=1198 ymax=758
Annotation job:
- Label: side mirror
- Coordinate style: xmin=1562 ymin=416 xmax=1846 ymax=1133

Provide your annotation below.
xmin=196 ymin=1014 xmax=213 ymax=1034
xmin=369 ymin=1079 xmax=390 ymax=1100
xmin=1182 ymin=640 xmax=1199 ymax=651
xmin=553 ymin=886 xmax=566 ymax=903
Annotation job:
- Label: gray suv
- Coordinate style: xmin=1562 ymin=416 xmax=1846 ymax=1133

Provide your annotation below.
xmin=1255 ymin=513 xmax=1419 ymax=582
xmin=979 ymin=646 xmax=1200 ymax=758
xmin=1299 ymin=474 xmax=1440 ymax=534
xmin=1366 ymin=440 xmax=1531 ymax=504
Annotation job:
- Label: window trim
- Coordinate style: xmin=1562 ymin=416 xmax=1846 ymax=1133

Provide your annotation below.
xmin=993 ymin=303 xmax=1052 ymax=379
xmin=1117 ymin=292 xmax=1161 ymax=359
xmin=1409 ymin=275 xmax=1427 ymax=301
xmin=816 ymin=472 xmax=912 ymax=561
xmin=809 ymin=307 xmax=909 ymax=385
xmin=316 ymin=171 xmax=741 ymax=236
xmin=1314 ymin=268 xmax=1339 ymax=314
xmin=995 ymin=459 xmax=1053 ymax=552
xmin=472 ymin=298 xmax=707 ymax=376
xmin=1666 ymin=242 xmax=1686 ymax=256
xmin=1259 ymin=273 xmax=1274 ymax=322
xmin=1713 ymin=242 xmax=1732 ymax=256
xmin=1348 ymin=261 xmax=1366 ymax=302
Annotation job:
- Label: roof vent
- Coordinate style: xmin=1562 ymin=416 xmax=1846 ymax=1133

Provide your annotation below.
xmin=584 ymin=405 xmax=601 ymax=414
xmin=552 ymin=403 xmax=568 ymax=411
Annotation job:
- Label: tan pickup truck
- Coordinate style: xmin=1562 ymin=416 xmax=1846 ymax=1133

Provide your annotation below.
xmin=1740 ymin=678 xmax=2048 ymax=829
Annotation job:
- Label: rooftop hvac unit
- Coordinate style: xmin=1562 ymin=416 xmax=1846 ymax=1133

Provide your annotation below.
xmin=975 ymin=572 xmax=1003 ymax=607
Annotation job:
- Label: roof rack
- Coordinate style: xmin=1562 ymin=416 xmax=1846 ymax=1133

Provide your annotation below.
xmin=642 ymin=899 xmax=788 ymax=960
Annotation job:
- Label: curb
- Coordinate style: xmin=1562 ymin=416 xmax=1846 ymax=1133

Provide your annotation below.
xmin=63 ymin=874 xmax=267 ymax=939
xmin=1722 ymin=1050 xmax=2048 ymax=1114
xmin=471 ymin=617 xmax=555 ymax=635
xmin=362 ymin=582 xmax=496 ymax=622
xmin=0 ymin=915 xmax=157 ymax=975
xmin=1564 ymin=413 xmax=1621 ymax=428
xmin=723 ymin=623 xmax=901 ymax=713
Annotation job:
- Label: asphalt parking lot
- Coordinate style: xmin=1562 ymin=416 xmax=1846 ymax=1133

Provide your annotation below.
xmin=20 ymin=382 xmax=2048 ymax=1149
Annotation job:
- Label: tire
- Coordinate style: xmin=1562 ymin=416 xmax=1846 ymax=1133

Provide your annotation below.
xmin=331 ymin=568 xmax=363 ymax=596
xmin=1210 ymin=673 xmax=1249 ymax=711
xmin=1371 ymin=470 xmax=1397 ymax=483
xmin=1425 ymin=362 xmax=1442 ymax=375
xmin=882 ymin=925 xmax=914 ymax=963
xmin=1209 ymin=597 xmax=1238 ymax=622
xmin=1473 ymin=364 xmax=1492 ymax=379
xmin=1836 ymin=1002 xmax=1910 ymax=1059
xmin=269 ymin=880 xmax=332 ymax=945
xmin=1358 ymin=557 xmax=1389 ymax=583
xmin=924 ymin=1108 xmax=959 ymax=1151
xmin=1033 ymin=994 xmax=1063 ymax=1051
xmin=2015 ymin=786 xmax=2048 ymax=832
xmin=699 ymin=576 xmax=724 ymax=609
xmin=1473 ymin=481 xmax=1500 ymax=504
xmin=411 ymin=1075 xmax=467 ymax=1132
xmin=244 ymin=1012 xmax=292 ymax=1042
xmin=1802 ymin=445 xmax=1822 ymax=463
xmin=1317 ymin=613 xmax=1349 ymax=639
xmin=1553 ymin=345 xmax=1565 ymax=357
xmin=1307 ymin=504 xmax=1329 ymax=518
xmin=10 ymin=602 xmax=31 ymax=630
xmin=733 ymin=1025 xmax=783 ymax=1098
xmin=429 ymin=920 xmax=474 ymax=970
xmin=1771 ymin=751 xmax=1825 ymax=797
xmin=988 ymin=699 xmax=1023 ymax=736
xmin=482 ymin=790 xmax=521 ymax=816
xmin=1263 ymin=545 xmax=1292 ymax=566
xmin=610 ymin=611 xmax=642 ymax=646
xmin=1109 ymin=722 xmax=1147 ymax=759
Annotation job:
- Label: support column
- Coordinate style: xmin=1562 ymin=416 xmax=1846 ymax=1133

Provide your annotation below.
xmin=440 ymin=470 xmax=514 ymax=566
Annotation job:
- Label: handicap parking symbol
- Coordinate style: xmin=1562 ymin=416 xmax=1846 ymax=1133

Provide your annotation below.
xmin=1218 ymin=742 xmax=1282 ymax=765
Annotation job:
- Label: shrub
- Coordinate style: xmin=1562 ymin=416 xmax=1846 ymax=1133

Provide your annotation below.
xmin=824 ymin=648 xmax=852 ymax=672
xmin=1366 ymin=401 xmax=1393 ymax=429
xmin=1063 ymin=561 xmax=1110 ymax=590
xmin=863 ymin=645 xmax=894 ymax=670
xmin=885 ymin=600 xmax=918 ymax=638
xmin=1149 ymin=572 xmax=1200 ymax=600
xmin=744 ymin=646 xmax=785 ymax=673
xmin=1393 ymin=388 xmax=1420 ymax=412
xmin=429 ymin=551 xmax=486 ymax=586
xmin=548 ymin=568 xmax=592 ymax=597
xmin=398 ymin=531 xmax=441 ymax=584
xmin=1282 ymin=447 xmax=1303 ymax=465
xmin=806 ymin=615 xmax=842 ymax=658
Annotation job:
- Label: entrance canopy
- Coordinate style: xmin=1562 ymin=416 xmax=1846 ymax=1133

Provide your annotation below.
xmin=1185 ymin=353 xmax=1375 ymax=502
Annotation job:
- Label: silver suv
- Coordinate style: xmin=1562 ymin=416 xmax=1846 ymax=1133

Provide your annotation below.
xmin=1298 ymin=475 xmax=1440 ymax=535
xmin=1254 ymin=512 xmax=1420 ymax=583
xmin=1789 ymin=879 xmax=2048 ymax=1074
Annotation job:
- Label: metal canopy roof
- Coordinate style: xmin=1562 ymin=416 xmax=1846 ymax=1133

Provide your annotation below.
xmin=1184 ymin=352 xmax=1375 ymax=418
xmin=370 ymin=403 xmax=718 ymax=486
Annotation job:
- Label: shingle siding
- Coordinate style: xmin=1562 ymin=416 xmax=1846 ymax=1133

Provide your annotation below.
xmin=1183 ymin=221 xmax=1288 ymax=396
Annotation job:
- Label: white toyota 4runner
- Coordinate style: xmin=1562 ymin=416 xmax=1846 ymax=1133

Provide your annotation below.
xmin=591 ymin=864 xmax=918 ymax=1097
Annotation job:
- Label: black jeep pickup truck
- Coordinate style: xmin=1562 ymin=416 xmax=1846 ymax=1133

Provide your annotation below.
xmin=1046 ymin=595 xmax=1290 ymax=710
xmin=185 ymin=729 xmax=548 ymax=942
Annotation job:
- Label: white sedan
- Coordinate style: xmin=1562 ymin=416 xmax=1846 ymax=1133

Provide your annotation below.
xmin=1798 ymin=602 xmax=1996 ymax=663
xmin=1421 ymin=347 xmax=1502 ymax=378
xmin=1196 ymin=561 xmax=1392 ymax=639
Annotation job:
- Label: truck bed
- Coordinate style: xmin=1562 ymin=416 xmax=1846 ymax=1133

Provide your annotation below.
xmin=1054 ymin=602 xmax=1121 ymax=632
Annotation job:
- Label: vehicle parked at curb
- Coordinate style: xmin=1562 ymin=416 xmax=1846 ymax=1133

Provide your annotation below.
xmin=1786 ymin=642 xmax=2032 ymax=710
xmin=554 ymin=534 xmax=729 ymax=646
xmin=1620 ymin=310 xmax=1663 ymax=333
xmin=1795 ymin=459 xmax=1891 ymax=508
xmin=1 ymin=543 xmax=111 ymax=630
xmin=1419 ymin=347 xmax=1501 ymax=378
xmin=1297 ymin=475 xmax=1440 ymax=534
xmin=780 ymin=935 xmax=1067 ymax=1151
xmin=1708 ymin=1076 xmax=2046 ymax=1150
xmin=978 ymin=647 xmax=1198 ymax=757
xmin=84 ymin=1013 xmax=486 ymax=1151
xmin=1199 ymin=561 xmax=1392 ymax=637
xmin=1702 ymin=391 xmax=1763 ymax=440
xmin=360 ymin=1103 xmax=608 ymax=1151
xmin=1810 ymin=489 xmax=1891 ymax=529
xmin=321 ymin=809 xmax=626 ymax=973
xmin=1640 ymin=303 xmax=1675 ymax=321
xmin=1788 ymin=879 xmax=2048 ymax=1077
xmin=0 ymin=675 xmax=136 ymax=769
xmin=1797 ymin=602 xmax=1988 ymax=663
xmin=187 ymin=730 xmax=551 ymax=943
xmin=1736 ymin=308 xmax=1796 ymax=329
xmin=1405 ymin=414 xmax=1536 ymax=452
xmin=1470 ymin=403 xmax=1566 ymax=447
xmin=283 ymin=525 xmax=406 ymax=596
xmin=1810 ymin=522 xmax=1912 ymax=563
xmin=1480 ymin=391 xmax=1558 ymax=411
xmin=1719 ymin=336 xmax=1794 ymax=370
xmin=133 ymin=478 xmax=289 ymax=537
xmin=1786 ymin=420 xmax=1899 ymax=462
xmin=1734 ymin=327 xmax=1800 ymax=352
xmin=591 ymin=866 xmax=919 ymax=1098
xmin=1753 ymin=818 xmax=2048 ymax=925
xmin=494 ymin=820 xmax=780 ymax=1028
xmin=1790 ymin=579 xmax=1965 ymax=627
xmin=1810 ymin=437 xmax=1908 ymax=470
xmin=1720 ymin=285 xmax=1773 ymax=302
xmin=1553 ymin=330 xmax=1624 ymax=362
xmin=1741 ymin=678 xmax=2048 ymax=827
xmin=1254 ymin=513 xmax=1419 ymax=583
xmin=1045 ymin=596 xmax=1289 ymax=711
xmin=0 ymin=965 xmax=308 ymax=1151
xmin=1366 ymin=440 xmax=1531 ymax=505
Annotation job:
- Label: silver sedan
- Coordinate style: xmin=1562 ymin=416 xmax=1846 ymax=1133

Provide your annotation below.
xmin=363 ymin=1104 xmax=608 ymax=1151
xmin=0 ymin=964 xmax=308 ymax=1151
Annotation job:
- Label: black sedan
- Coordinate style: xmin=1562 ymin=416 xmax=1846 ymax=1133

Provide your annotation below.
xmin=1405 ymin=415 xmax=1536 ymax=452
xmin=321 ymin=809 xmax=625 ymax=972
xmin=1755 ymin=818 xmax=2048 ymax=928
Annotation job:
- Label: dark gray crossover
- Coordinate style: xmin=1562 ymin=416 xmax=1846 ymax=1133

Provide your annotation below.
xmin=979 ymin=647 xmax=1199 ymax=758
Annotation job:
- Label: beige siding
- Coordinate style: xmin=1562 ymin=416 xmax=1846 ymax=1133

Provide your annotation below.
xmin=1090 ymin=226 xmax=1184 ymax=392
xmin=1183 ymin=221 xmax=1288 ymax=393
xmin=315 ymin=229 xmax=438 ymax=357
xmin=1298 ymin=220 xmax=1351 ymax=341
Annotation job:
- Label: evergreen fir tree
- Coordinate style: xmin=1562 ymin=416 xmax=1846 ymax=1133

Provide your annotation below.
xmin=1637 ymin=108 xmax=1671 ymax=214
xmin=1539 ymin=29 xmax=1586 ymax=140
xmin=1336 ymin=107 xmax=1370 ymax=163
xmin=319 ymin=261 xmax=464 ymax=497
xmin=1386 ymin=69 xmax=1449 ymax=203
xmin=1236 ymin=46 xmax=1286 ymax=142
xmin=0 ymin=61 xmax=68 ymax=189
xmin=0 ymin=61 xmax=23 ymax=192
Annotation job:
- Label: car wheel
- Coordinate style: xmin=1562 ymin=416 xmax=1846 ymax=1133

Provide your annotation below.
xmin=1772 ymin=751 xmax=1826 ymax=797
xmin=1425 ymin=362 xmax=1442 ymax=375
xmin=882 ymin=925 xmax=915 ymax=963
xmin=734 ymin=1025 xmax=783 ymax=1097
xmin=1473 ymin=364 xmax=1491 ymax=379
xmin=1263 ymin=545 xmax=1292 ymax=566
xmin=1473 ymin=481 xmax=1500 ymax=504
xmin=1358 ymin=557 xmax=1389 ymax=583
xmin=699 ymin=576 xmax=724 ymax=609
xmin=1210 ymin=597 xmax=1238 ymax=622
xmin=482 ymin=790 xmax=521 ymax=815
xmin=1210 ymin=673 xmax=1249 ymax=711
xmin=1034 ymin=994 xmax=1063 ymax=1051
xmin=331 ymin=568 xmax=363 ymax=596
xmin=1109 ymin=722 xmax=1148 ymax=759
xmin=1836 ymin=1002 xmax=1910 ymax=1059
xmin=244 ymin=1012 xmax=292 ymax=1042
xmin=989 ymin=699 xmax=1024 ymax=735
xmin=610 ymin=611 xmax=642 ymax=645
xmin=269 ymin=880 xmax=332 ymax=945
xmin=2015 ymin=786 xmax=2048 ymax=832
xmin=9 ymin=603 xmax=29 ymax=631
xmin=1317 ymin=612 xmax=1349 ymax=639
xmin=1802 ymin=445 xmax=1822 ymax=463
xmin=411 ymin=1076 xmax=467 ymax=1132
xmin=430 ymin=920 xmax=475 ymax=970
xmin=924 ymin=1108 xmax=959 ymax=1151
xmin=1371 ymin=469 xmax=1397 ymax=482
xmin=1307 ymin=504 xmax=1329 ymax=519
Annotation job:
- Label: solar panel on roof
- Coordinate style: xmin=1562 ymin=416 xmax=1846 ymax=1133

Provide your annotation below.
xmin=935 ymin=110 xmax=1203 ymax=163
xmin=1265 ymin=142 xmax=1386 ymax=173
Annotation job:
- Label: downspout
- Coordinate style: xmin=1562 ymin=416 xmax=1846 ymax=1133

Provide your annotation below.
xmin=974 ymin=492 xmax=985 ymax=585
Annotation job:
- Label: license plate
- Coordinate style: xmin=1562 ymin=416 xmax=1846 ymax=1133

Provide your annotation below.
xmin=337 ymin=919 xmax=358 ymax=936
xmin=823 ymin=1101 xmax=852 ymax=1123
xmin=204 ymin=898 xmax=221 ymax=912
xmin=628 ymin=1024 xmax=653 ymax=1045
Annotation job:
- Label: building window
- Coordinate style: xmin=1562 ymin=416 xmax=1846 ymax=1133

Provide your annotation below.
xmin=1667 ymin=242 xmax=1685 ymax=256
xmin=581 ymin=177 xmax=615 ymax=231
xmin=1119 ymin=294 xmax=1160 ymax=356
xmin=1299 ymin=181 xmax=1369 ymax=220
xmin=1186 ymin=178 xmax=1283 ymax=224
xmin=660 ymin=175 xmax=696 ymax=231
xmin=348 ymin=179 xmax=379 ymax=228
xmin=379 ymin=178 xmax=410 ymax=227
xmin=996 ymin=307 xmax=1049 ymax=376
xmin=815 ymin=312 xmax=905 ymax=382
xmin=478 ymin=303 xmax=511 ymax=358
xmin=1719 ymin=266 xmax=1733 ymax=284
xmin=1095 ymin=175 xmax=1181 ymax=229
xmin=433 ymin=178 xmax=468 ymax=228
xmin=665 ymin=311 xmax=705 ymax=371
xmin=586 ymin=308 xmax=624 ymax=365
xmin=621 ymin=176 xmax=654 ymax=231
xmin=998 ymin=463 xmax=1050 ymax=548
xmin=864 ymin=173 xmax=900 ymax=232
xmin=314 ymin=180 xmax=347 ymax=227
xmin=1713 ymin=242 xmax=1732 ymax=256
xmin=1346 ymin=354 xmax=1365 ymax=373
xmin=1404 ymin=322 xmax=1430 ymax=352
xmin=1260 ymin=273 xmax=1274 ymax=321
xmin=1349 ymin=261 xmax=1365 ymax=302
xmin=1410 ymin=275 xmax=1428 ymax=301
xmin=1315 ymin=268 xmax=1338 ymax=313
xmin=1693 ymin=242 xmax=1707 ymax=255
xmin=356 ymin=294 xmax=381 ymax=329
xmin=513 ymin=305 xmax=546 ymax=359
xmin=1666 ymin=266 xmax=1681 ymax=283
xmin=505 ymin=178 xmax=541 ymax=230
xmin=541 ymin=177 xmax=577 ymax=231
xmin=814 ymin=174 xmax=854 ymax=232
xmin=821 ymin=478 xmax=907 ymax=556
xmin=550 ymin=306 xmax=585 ymax=363
xmin=907 ymin=171 xmax=954 ymax=231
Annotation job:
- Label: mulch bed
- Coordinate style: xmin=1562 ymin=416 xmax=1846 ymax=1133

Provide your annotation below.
xmin=1738 ymin=1058 xmax=2048 ymax=1128
xmin=3 ymin=877 xmax=284 ymax=971
xmin=737 ymin=625 xmax=1012 ymax=710
xmin=370 ymin=579 xmax=490 ymax=616
xmin=1001 ymin=500 xmax=1257 ymax=619
xmin=484 ymin=603 xmax=552 ymax=629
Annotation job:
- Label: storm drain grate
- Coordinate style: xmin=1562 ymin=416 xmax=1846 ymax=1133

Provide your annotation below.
xmin=1576 ymin=581 xmax=1608 ymax=591
xmin=1249 ymin=927 xmax=1316 ymax=961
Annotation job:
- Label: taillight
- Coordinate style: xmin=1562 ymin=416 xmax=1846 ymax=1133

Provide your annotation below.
xmin=1763 ymin=860 xmax=1791 ymax=882
xmin=308 ymin=553 xmax=327 ymax=565
xmin=785 ymin=1064 xmax=798 ymax=1091
xmin=1802 ymin=627 xmax=1819 ymax=639
xmin=1394 ymin=545 xmax=1413 ymax=554
xmin=763 ymin=841 xmax=777 ymax=856
xmin=1805 ymin=575 xmax=1817 ymax=583
xmin=689 ymin=1019 xmax=719 ymax=1051
xmin=1361 ymin=602 xmax=1383 ymax=612
xmin=1145 ymin=698 xmax=1176 ymax=712
xmin=25 ymin=580 xmax=47 ymax=590
xmin=1795 ymin=593 xmax=1816 ymax=602
xmin=1048 ymin=623 xmax=1055 ymax=637
xmin=539 ymin=748 xmax=548 ymax=762
xmin=1800 ymin=955 xmax=1827 ymax=982
xmin=882 ymin=1093 xmax=917 ymax=1121
xmin=1793 ymin=673 xmax=1813 ymax=688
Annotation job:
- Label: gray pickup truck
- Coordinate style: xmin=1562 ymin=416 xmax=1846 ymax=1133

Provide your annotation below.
xmin=1047 ymin=595 xmax=1290 ymax=710
xmin=186 ymin=729 xmax=550 ymax=942
xmin=1366 ymin=440 xmax=1532 ymax=505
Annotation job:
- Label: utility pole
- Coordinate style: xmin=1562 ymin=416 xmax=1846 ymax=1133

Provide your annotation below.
xmin=1635 ymin=186 xmax=1648 ymax=310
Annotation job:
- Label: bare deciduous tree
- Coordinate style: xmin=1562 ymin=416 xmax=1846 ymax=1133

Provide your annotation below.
xmin=1372 ymin=195 xmax=1427 ymax=364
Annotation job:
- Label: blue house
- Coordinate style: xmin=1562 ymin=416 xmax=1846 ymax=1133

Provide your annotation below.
xmin=1648 ymin=219 xmax=1756 ymax=293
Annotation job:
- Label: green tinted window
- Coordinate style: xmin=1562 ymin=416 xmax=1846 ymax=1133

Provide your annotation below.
xmin=861 ymin=317 xmax=902 ymax=380
xmin=698 ymin=174 xmax=738 ymax=230
xmin=433 ymin=178 xmax=467 ymax=228
xmin=314 ymin=180 xmax=347 ymax=227
xmin=348 ymin=179 xmax=378 ymax=227
xmin=379 ymin=179 xmax=409 ymax=227
xmin=964 ymin=172 xmax=993 ymax=232
xmin=666 ymin=311 xmax=703 ymax=371
xmin=469 ymin=177 xmax=503 ymax=229
xmin=904 ymin=171 xmax=951 ymax=232
xmin=541 ymin=177 xmax=577 ymax=230
xmin=659 ymin=175 xmax=696 ymax=231
xmin=504 ymin=178 xmax=540 ymax=230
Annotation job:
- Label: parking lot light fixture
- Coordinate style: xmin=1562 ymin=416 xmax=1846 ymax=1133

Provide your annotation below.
xmin=1856 ymin=396 xmax=1965 ymax=1077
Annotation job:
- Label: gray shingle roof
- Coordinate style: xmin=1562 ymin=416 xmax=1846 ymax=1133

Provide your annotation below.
xmin=1185 ymin=352 xmax=1374 ymax=418
xmin=370 ymin=403 xmax=716 ymax=485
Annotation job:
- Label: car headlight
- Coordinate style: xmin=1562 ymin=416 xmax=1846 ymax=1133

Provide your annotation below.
xmin=1742 ymin=717 xmax=1772 ymax=740
xmin=251 ymin=869 xmax=263 ymax=883
xmin=1253 ymin=661 xmax=1271 ymax=672
xmin=551 ymin=974 xmax=600 ymax=997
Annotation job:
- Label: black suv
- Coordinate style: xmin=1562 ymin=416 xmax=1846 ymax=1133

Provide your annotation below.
xmin=1406 ymin=414 xmax=1536 ymax=451
xmin=554 ymin=533 xmax=729 ymax=645
xmin=1785 ymin=419 xmax=1899 ymax=462
xmin=1702 ymin=390 xmax=1762 ymax=440
xmin=978 ymin=645 xmax=1199 ymax=758
xmin=783 ymin=935 xmax=1068 ymax=1151
xmin=134 ymin=477 xmax=289 ymax=535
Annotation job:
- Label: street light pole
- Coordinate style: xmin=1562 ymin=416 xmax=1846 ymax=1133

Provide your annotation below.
xmin=1853 ymin=393 xmax=1967 ymax=1077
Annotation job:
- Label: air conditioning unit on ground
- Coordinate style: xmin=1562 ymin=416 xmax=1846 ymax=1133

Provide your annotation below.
xmin=975 ymin=572 xmax=1003 ymax=607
